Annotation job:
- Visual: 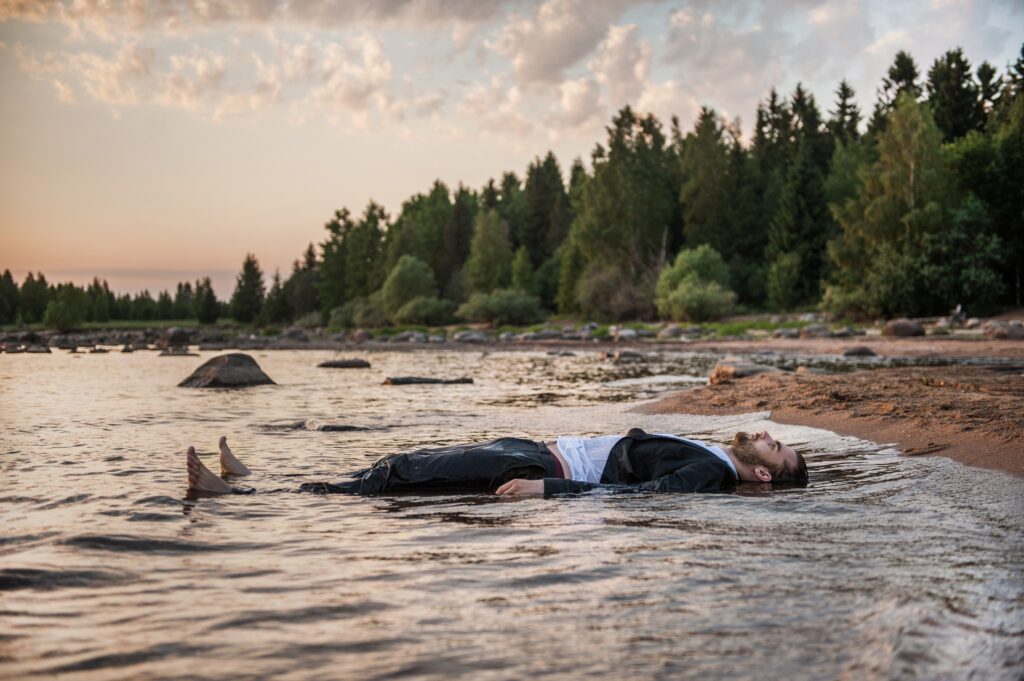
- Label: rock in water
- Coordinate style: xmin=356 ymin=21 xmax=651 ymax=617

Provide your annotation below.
xmin=883 ymin=318 xmax=924 ymax=337
xmin=178 ymin=353 xmax=275 ymax=388
xmin=383 ymin=376 xmax=473 ymax=385
xmin=318 ymin=358 xmax=371 ymax=369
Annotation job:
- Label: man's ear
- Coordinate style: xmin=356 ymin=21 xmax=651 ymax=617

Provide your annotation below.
xmin=753 ymin=466 xmax=773 ymax=483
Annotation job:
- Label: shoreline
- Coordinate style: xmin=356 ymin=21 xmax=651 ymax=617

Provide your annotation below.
xmin=636 ymin=364 xmax=1024 ymax=478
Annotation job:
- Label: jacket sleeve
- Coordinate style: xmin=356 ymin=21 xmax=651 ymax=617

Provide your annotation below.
xmin=543 ymin=459 xmax=734 ymax=497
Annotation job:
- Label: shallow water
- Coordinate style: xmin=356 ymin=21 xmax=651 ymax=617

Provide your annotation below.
xmin=1 ymin=349 xmax=1022 ymax=681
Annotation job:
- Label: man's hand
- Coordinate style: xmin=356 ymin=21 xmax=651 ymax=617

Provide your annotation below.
xmin=495 ymin=478 xmax=544 ymax=496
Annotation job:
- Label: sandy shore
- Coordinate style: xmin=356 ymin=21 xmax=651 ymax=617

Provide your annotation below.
xmin=638 ymin=362 xmax=1024 ymax=477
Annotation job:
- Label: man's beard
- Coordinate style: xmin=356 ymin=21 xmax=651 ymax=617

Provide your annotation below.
xmin=731 ymin=432 xmax=763 ymax=467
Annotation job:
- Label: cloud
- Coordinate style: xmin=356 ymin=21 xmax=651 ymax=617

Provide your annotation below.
xmin=159 ymin=50 xmax=227 ymax=110
xmin=312 ymin=34 xmax=393 ymax=112
xmin=458 ymin=76 xmax=532 ymax=136
xmin=491 ymin=0 xmax=642 ymax=84
xmin=15 ymin=42 xmax=155 ymax=106
xmin=589 ymin=23 xmax=651 ymax=109
xmin=663 ymin=6 xmax=787 ymax=121
xmin=52 ymin=78 xmax=75 ymax=103
xmin=553 ymin=77 xmax=602 ymax=129
xmin=0 ymin=0 xmax=511 ymax=36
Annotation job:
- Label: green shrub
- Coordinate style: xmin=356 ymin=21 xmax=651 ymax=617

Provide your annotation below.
xmin=655 ymin=246 xmax=736 ymax=322
xmin=456 ymin=289 xmax=544 ymax=326
xmin=766 ymin=252 xmax=802 ymax=311
xmin=293 ymin=311 xmax=323 ymax=328
xmin=43 ymin=298 xmax=83 ymax=332
xmin=660 ymin=279 xmax=736 ymax=322
xmin=393 ymin=296 xmax=456 ymax=326
xmin=354 ymin=291 xmax=391 ymax=328
xmin=382 ymin=255 xmax=437 ymax=317
xmin=577 ymin=264 xmax=653 ymax=321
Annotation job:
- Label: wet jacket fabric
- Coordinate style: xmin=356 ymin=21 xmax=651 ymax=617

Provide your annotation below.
xmin=298 ymin=430 xmax=737 ymax=497
xmin=541 ymin=428 xmax=738 ymax=496
xmin=298 ymin=438 xmax=559 ymax=495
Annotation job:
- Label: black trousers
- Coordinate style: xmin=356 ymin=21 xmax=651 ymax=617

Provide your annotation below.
xmin=298 ymin=438 xmax=559 ymax=495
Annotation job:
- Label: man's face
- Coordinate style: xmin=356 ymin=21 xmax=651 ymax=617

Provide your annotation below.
xmin=731 ymin=431 xmax=799 ymax=480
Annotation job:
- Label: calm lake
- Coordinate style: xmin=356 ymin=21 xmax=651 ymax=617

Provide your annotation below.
xmin=1 ymin=349 xmax=1022 ymax=680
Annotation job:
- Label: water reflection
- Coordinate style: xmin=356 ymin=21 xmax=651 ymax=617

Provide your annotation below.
xmin=0 ymin=350 xmax=1021 ymax=680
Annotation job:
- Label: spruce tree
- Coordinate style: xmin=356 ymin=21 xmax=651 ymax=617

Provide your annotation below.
xmin=466 ymin=209 xmax=513 ymax=294
xmin=927 ymin=48 xmax=984 ymax=141
xmin=870 ymin=50 xmax=922 ymax=133
xmin=19 ymin=272 xmax=50 ymax=323
xmin=173 ymin=282 xmax=194 ymax=319
xmin=680 ymin=107 xmax=735 ymax=256
xmin=511 ymin=246 xmax=535 ymax=294
xmin=828 ymin=80 xmax=861 ymax=142
xmin=346 ymin=202 xmax=387 ymax=300
xmin=976 ymin=61 xmax=1001 ymax=117
xmin=156 ymin=291 xmax=174 ymax=319
xmin=440 ymin=187 xmax=476 ymax=297
xmin=230 ymin=253 xmax=265 ymax=323
xmin=0 ymin=269 xmax=19 ymax=324
xmin=766 ymin=141 xmax=830 ymax=309
xmin=263 ymin=270 xmax=292 ymax=323
xmin=195 ymin=278 xmax=220 ymax=324
xmin=319 ymin=208 xmax=354 ymax=312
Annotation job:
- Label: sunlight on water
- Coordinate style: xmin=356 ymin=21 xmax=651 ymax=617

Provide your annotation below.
xmin=1 ymin=349 xmax=1022 ymax=680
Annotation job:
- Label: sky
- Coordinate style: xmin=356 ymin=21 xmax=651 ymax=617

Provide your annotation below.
xmin=1 ymin=0 xmax=1021 ymax=297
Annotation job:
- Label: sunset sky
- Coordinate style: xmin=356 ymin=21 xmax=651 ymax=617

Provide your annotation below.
xmin=1 ymin=0 xmax=1021 ymax=296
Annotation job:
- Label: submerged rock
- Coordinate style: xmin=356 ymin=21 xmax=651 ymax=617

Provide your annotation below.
xmin=178 ymin=353 xmax=275 ymax=388
xmin=883 ymin=318 xmax=924 ymax=337
xmin=708 ymin=356 xmax=782 ymax=385
xmin=383 ymin=376 xmax=473 ymax=385
xmin=258 ymin=419 xmax=368 ymax=432
xmin=318 ymin=358 xmax=371 ymax=369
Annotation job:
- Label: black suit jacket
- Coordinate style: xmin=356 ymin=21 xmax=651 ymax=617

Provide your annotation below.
xmin=543 ymin=428 xmax=738 ymax=496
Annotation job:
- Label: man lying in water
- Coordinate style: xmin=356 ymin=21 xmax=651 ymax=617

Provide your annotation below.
xmin=187 ymin=430 xmax=808 ymax=496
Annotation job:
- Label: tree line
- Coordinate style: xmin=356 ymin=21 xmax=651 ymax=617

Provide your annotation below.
xmin=3 ymin=44 xmax=1022 ymax=330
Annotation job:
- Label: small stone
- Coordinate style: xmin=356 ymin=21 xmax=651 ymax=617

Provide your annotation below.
xmin=658 ymin=324 xmax=684 ymax=339
xmin=842 ymin=346 xmax=877 ymax=357
xmin=453 ymin=330 xmax=490 ymax=343
xmin=799 ymin=324 xmax=831 ymax=339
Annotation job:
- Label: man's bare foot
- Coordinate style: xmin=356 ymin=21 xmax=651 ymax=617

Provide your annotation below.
xmin=187 ymin=446 xmax=234 ymax=494
xmin=219 ymin=436 xmax=251 ymax=477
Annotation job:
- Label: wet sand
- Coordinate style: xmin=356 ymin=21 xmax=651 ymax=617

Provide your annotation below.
xmin=639 ymin=362 xmax=1024 ymax=477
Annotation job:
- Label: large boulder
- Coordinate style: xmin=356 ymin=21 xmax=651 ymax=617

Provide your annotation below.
xmin=178 ymin=353 xmax=275 ymax=388
xmin=883 ymin=318 xmax=924 ymax=337
xmin=708 ymin=356 xmax=782 ymax=384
